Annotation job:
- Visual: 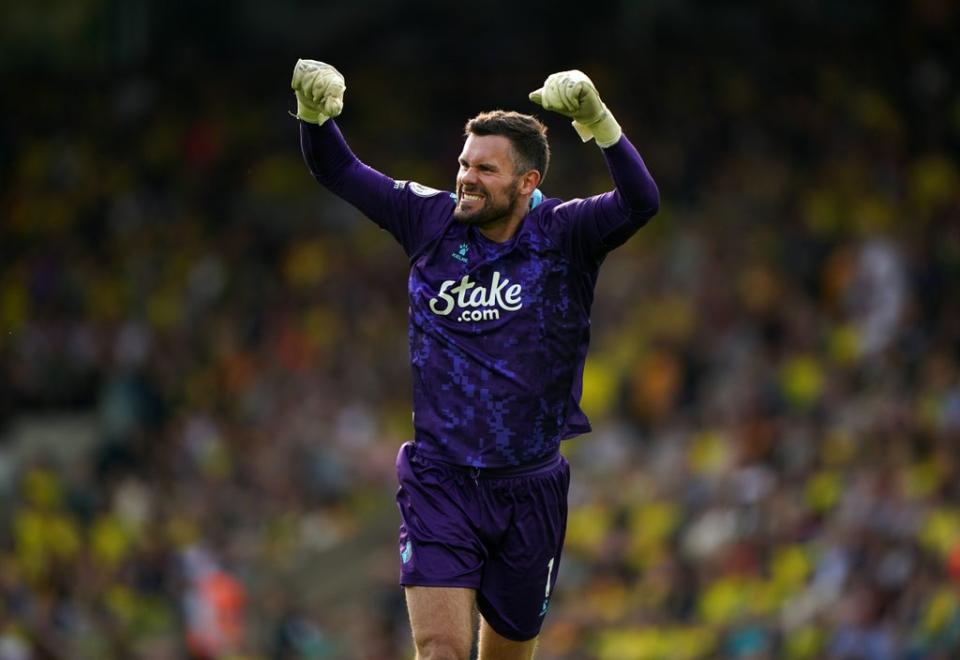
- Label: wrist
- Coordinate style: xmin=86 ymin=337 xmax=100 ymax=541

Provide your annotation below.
xmin=296 ymin=100 xmax=329 ymax=125
xmin=572 ymin=104 xmax=622 ymax=148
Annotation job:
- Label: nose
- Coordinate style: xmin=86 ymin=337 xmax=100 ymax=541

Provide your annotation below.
xmin=460 ymin=166 xmax=479 ymax=187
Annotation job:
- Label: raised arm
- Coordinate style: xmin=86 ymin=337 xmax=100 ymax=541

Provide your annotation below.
xmin=530 ymin=70 xmax=659 ymax=265
xmin=292 ymin=59 xmax=396 ymax=223
xmin=291 ymin=60 xmax=452 ymax=255
xmin=298 ymin=116 xmax=393 ymax=215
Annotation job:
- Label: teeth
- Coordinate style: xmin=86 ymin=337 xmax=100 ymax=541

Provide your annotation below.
xmin=462 ymin=193 xmax=483 ymax=202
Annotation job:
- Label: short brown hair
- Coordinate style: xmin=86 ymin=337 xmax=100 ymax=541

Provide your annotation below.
xmin=465 ymin=111 xmax=550 ymax=183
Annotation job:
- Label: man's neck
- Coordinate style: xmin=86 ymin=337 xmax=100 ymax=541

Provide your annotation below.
xmin=477 ymin=196 xmax=531 ymax=243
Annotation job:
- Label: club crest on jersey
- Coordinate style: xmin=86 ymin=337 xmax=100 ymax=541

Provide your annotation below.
xmin=428 ymin=271 xmax=522 ymax=322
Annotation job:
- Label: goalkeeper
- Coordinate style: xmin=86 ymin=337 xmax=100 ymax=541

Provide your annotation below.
xmin=292 ymin=60 xmax=659 ymax=660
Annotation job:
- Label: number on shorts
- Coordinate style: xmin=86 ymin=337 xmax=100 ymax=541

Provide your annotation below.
xmin=544 ymin=557 xmax=555 ymax=598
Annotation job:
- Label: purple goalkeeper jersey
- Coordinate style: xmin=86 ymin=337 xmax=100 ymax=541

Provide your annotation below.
xmin=300 ymin=120 xmax=658 ymax=468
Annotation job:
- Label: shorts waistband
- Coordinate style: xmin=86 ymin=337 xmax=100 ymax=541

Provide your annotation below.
xmin=412 ymin=444 xmax=563 ymax=479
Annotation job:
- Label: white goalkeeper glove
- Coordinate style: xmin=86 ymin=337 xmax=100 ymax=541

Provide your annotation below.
xmin=529 ymin=70 xmax=622 ymax=148
xmin=290 ymin=59 xmax=345 ymax=125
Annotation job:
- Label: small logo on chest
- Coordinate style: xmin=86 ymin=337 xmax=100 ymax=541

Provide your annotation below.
xmin=452 ymin=243 xmax=469 ymax=263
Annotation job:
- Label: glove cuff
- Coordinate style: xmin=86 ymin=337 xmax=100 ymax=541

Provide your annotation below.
xmin=296 ymin=98 xmax=329 ymax=126
xmin=571 ymin=104 xmax=622 ymax=148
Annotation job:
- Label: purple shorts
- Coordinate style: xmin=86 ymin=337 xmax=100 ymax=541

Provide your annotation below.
xmin=395 ymin=441 xmax=570 ymax=642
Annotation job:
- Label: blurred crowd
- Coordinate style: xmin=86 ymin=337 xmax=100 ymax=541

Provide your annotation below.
xmin=2 ymin=2 xmax=959 ymax=658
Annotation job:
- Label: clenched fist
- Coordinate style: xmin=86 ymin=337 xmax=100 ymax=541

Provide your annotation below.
xmin=291 ymin=59 xmax=345 ymax=125
xmin=529 ymin=70 xmax=622 ymax=148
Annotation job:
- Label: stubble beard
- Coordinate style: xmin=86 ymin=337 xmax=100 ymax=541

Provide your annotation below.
xmin=453 ymin=179 xmax=521 ymax=229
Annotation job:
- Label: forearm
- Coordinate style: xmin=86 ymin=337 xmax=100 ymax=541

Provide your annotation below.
xmin=301 ymin=118 xmax=367 ymax=189
xmin=299 ymin=118 xmax=395 ymax=211
xmin=600 ymin=134 xmax=660 ymax=225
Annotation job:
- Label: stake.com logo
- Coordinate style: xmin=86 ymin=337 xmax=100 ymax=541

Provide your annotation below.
xmin=428 ymin=272 xmax=523 ymax=322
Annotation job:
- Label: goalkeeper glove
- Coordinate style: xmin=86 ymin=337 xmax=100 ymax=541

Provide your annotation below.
xmin=290 ymin=59 xmax=345 ymax=125
xmin=529 ymin=70 xmax=622 ymax=148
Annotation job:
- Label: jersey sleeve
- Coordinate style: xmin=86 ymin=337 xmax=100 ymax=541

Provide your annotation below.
xmin=299 ymin=119 xmax=454 ymax=257
xmin=546 ymin=134 xmax=660 ymax=269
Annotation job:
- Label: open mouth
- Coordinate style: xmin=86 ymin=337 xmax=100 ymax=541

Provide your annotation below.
xmin=460 ymin=188 xmax=484 ymax=202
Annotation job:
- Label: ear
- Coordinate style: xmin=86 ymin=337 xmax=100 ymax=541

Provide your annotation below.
xmin=518 ymin=169 xmax=541 ymax=196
